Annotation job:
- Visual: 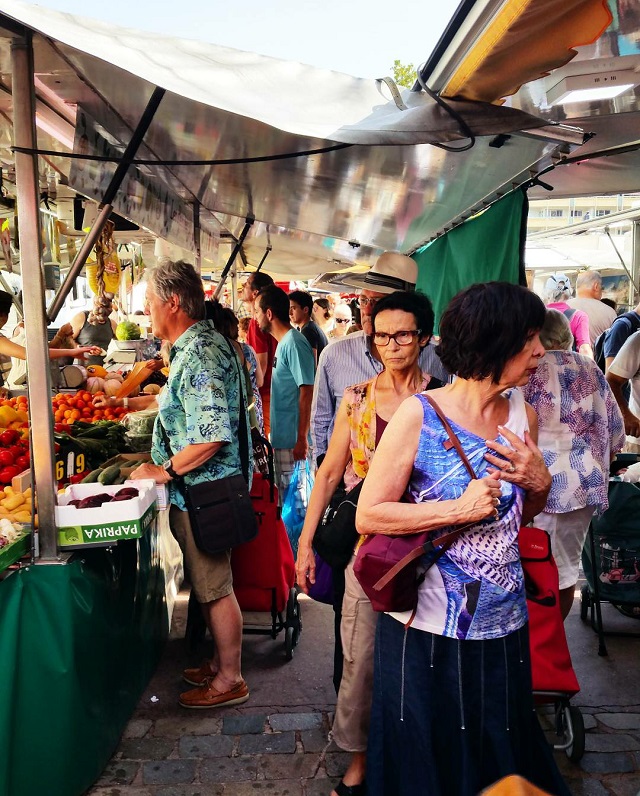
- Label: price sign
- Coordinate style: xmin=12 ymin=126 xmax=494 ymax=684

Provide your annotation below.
xmin=55 ymin=442 xmax=87 ymax=484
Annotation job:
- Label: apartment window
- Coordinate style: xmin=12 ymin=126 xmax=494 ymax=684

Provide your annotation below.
xmin=595 ymin=210 xmax=611 ymax=217
xmin=570 ymin=210 xmax=583 ymax=217
xmin=549 ymin=209 xmax=563 ymax=218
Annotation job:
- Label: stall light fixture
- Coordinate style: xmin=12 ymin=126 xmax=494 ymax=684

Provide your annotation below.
xmin=547 ymin=70 xmax=639 ymax=106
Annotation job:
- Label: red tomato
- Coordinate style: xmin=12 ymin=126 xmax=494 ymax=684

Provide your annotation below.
xmin=15 ymin=455 xmax=30 ymax=471
xmin=0 ymin=465 xmax=19 ymax=483
xmin=0 ymin=450 xmax=14 ymax=467
xmin=69 ymin=470 xmax=89 ymax=484
xmin=0 ymin=429 xmax=19 ymax=446
xmin=8 ymin=445 xmax=22 ymax=460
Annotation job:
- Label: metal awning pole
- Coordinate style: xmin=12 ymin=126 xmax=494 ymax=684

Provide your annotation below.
xmin=214 ymin=215 xmax=254 ymax=300
xmin=193 ymin=200 xmax=202 ymax=274
xmin=11 ymin=34 xmax=58 ymax=560
xmin=255 ymin=244 xmax=272 ymax=274
xmin=47 ymin=86 xmax=166 ymax=321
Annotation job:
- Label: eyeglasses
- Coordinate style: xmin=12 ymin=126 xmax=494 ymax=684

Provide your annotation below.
xmin=373 ymin=329 xmax=422 ymax=346
xmin=357 ymin=296 xmax=380 ymax=308
xmin=335 ymin=318 xmax=350 ymax=324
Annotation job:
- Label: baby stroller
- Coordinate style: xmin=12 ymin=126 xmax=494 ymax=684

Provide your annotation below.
xmin=231 ymin=467 xmax=302 ymax=660
xmin=522 ymin=526 xmax=585 ymax=762
xmin=580 ymin=454 xmax=640 ymax=657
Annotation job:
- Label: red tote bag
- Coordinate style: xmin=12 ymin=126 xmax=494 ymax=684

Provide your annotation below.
xmin=519 ymin=525 xmax=579 ymax=697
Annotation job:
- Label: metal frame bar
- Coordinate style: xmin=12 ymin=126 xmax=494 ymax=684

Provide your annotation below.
xmin=11 ymin=33 xmax=58 ymax=559
xmin=214 ymin=215 xmax=254 ymax=300
xmin=255 ymin=244 xmax=272 ymax=274
xmin=47 ymin=86 xmax=166 ymax=321
xmin=193 ymin=199 xmax=201 ymax=273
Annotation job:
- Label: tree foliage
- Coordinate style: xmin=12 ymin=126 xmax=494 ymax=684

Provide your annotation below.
xmin=391 ymin=60 xmax=416 ymax=89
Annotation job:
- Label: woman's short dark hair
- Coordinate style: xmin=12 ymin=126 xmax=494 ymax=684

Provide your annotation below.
xmin=371 ymin=290 xmax=435 ymax=340
xmin=437 ymin=282 xmax=545 ymax=383
xmin=313 ymin=298 xmax=332 ymax=320
xmin=289 ymin=290 xmax=313 ymax=316
xmin=257 ymin=285 xmax=291 ymax=325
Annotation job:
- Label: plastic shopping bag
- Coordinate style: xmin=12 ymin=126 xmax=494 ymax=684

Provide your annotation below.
xmin=281 ymin=459 xmax=313 ymax=557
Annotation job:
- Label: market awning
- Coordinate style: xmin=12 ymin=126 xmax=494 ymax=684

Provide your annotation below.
xmin=0 ymin=0 xmax=587 ymax=278
xmin=437 ymin=0 xmax=613 ymax=103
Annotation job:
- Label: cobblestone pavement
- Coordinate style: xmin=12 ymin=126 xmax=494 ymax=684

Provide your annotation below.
xmin=86 ymin=584 xmax=640 ymax=796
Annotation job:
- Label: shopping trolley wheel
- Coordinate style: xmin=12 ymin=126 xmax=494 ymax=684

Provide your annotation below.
xmin=284 ymin=587 xmax=302 ymax=661
xmin=564 ymin=705 xmax=585 ymax=762
xmin=285 ymin=625 xmax=295 ymax=661
xmin=580 ymin=585 xmax=591 ymax=622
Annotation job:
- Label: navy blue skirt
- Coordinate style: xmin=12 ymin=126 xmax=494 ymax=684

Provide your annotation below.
xmin=367 ymin=614 xmax=570 ymax=796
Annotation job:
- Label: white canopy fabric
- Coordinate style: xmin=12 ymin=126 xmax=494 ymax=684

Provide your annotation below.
xmin=0 ymin=0 xmax=551 ymax=146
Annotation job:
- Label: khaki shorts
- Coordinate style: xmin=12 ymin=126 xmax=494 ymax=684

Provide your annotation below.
xmin=332 ymin=555 xmax=378 ymax=752
xmin=170 ymin=506 xmax=233 ymax=604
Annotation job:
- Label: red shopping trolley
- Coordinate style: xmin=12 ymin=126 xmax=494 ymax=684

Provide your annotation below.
xmin=521 ymin=526 xmax=584 ymax=763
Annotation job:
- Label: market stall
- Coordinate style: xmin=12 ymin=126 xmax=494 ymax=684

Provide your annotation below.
xmin=0 ymin=0 xmax=622 ymax=793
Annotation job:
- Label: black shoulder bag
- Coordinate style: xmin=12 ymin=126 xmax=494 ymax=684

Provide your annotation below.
xmin=160 ymin=337 xmax=258 ymax=556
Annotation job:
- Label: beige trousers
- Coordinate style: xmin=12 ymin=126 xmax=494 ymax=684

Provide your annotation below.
xmin=331 ymin=554 xmax=378 ymax=752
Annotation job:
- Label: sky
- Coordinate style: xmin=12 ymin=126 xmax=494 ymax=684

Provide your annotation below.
xmin=32 ymin=0 xmax=460 ymax=79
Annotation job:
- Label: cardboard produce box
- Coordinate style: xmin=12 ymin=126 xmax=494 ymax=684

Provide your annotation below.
xmin=97 ymin=452 xmax=168 ymax=510
xmin=56 ymin=478 xmax=157 ymax=549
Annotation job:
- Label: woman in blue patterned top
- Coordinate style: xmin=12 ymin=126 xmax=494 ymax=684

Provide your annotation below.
xmin=523 ymin=308 xmax=625 ymax=619
xmin=356 ymin=283 xmax=569 ymax=796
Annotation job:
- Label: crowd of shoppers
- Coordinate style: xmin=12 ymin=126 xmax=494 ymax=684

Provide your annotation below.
xmin=129 ymin=254 xmax=631 ymax=796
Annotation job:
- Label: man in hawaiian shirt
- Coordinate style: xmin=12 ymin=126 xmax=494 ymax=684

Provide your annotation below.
xmin=131 ymin=259 xmax=251 ymax=710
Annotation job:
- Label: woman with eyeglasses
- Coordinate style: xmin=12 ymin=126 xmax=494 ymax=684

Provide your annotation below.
xmin=296 ymin=290 xmax=444 ymax=796
xmin=329 ymin=303 xmax=353 ymax=339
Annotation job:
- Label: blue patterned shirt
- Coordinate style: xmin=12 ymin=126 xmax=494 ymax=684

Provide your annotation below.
xmin=151 ymin=320 xmax=251 ymax=511
xmin=522 ymin=350 xmax=625 ymax=513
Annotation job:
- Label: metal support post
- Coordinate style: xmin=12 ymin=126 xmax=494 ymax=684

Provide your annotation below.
xmin=193 ymin=199 xmax=201 ymax=274
xmin=214 ymin=215 xmax=254 ymax=300
xmin=11 ymin=34 xmax=58 ymax=560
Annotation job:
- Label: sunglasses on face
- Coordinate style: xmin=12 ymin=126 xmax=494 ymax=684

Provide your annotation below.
xmin=357 ymin=296 xmax=379 ymax=308
xmin=335 ymin=318 xmax=350 ymax=324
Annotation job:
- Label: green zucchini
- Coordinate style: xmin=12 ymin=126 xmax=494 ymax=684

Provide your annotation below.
xmin=80 ymin=468 xmax=103 ymax=484
xmin=98 ymin=464 xmax=121 ymax=485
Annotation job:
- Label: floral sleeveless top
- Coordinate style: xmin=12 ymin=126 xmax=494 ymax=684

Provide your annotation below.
xmin=389 ymin=390 xmax=529 ymax=640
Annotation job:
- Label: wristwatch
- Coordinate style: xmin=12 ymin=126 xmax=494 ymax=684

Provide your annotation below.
xmin=161 ymin=459 xmax=178 ymax=479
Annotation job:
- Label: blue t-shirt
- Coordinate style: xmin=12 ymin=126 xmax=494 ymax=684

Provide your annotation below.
xmin=270 ymin=329 xmax=315 ymax=449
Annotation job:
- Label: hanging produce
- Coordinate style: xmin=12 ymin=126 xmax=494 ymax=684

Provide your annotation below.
xmin=86 ymin=219 xmax=121 ymax=296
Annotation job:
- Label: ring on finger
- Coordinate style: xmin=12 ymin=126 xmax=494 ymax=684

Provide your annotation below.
xmin=493 ymin=497 xmax=500 ymax=506
xmin=506 ymin=463 xmax=516 ymax=473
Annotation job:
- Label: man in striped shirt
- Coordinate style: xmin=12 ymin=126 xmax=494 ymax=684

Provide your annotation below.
xmin=310 ymin=253 xmax=448 ymax=460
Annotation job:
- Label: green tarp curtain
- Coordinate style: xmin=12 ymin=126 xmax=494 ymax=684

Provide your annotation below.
xmin=0 ymin=521 xmax=171 ymax=796
xmin=414 ymin=191 xmax=528 ymax=332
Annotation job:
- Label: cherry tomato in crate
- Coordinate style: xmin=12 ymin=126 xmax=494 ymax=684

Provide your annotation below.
xmin=15 ymin=455 xmax=30 ymax=471
xmin=0 ymin=429 xmax=20 ymax=446
xmin=0 ymin=450 xmax=14 ymax=467
xmin=0 ymin=465 xmax=19 ymax=483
